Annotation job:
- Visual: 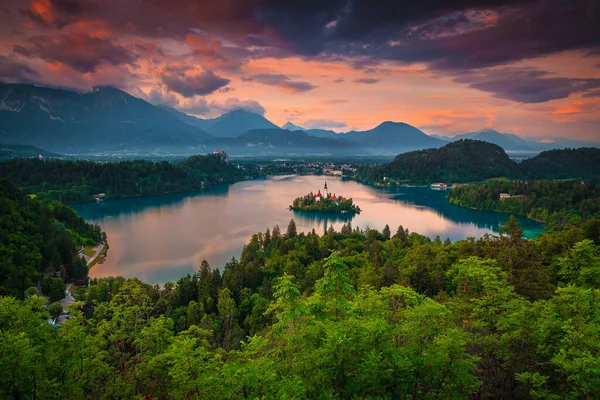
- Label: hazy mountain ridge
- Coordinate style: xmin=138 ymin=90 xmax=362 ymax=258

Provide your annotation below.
xmin=0 ymin=144 xmax=61 ymax=160
xmin=1 ymin=83 xmax=597 ymax=156
xmin=0 ymin=83 xmax=212 ymax=151
xmin=444 ymin=128 xmax=600 ymax=152
xmin=342 ymin=121 xmax=448 ymax=150
xmin=450 ymin=128 xmax=533 ymax=151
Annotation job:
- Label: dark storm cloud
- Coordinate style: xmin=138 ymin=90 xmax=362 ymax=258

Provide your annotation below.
xmin=583 ymin=90 xmax=600 ymax=98
xmin=248 ymin=73 xmax=316 ymax=92
xmin=8 ymin=0 xmax=600 ymax=103
xmin=160 ymin=69 xmax=230 ymax=97
xmin=15 ymin=0 xmax=599 ymax=73
xmin=455 ymin=68 xmax=600 ymax=103
xmin=13 ymin=33 xmax=135 ymax=73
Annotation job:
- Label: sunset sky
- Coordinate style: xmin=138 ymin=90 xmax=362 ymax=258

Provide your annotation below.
xmin=1 ymin=0 xmax=599 ymax=140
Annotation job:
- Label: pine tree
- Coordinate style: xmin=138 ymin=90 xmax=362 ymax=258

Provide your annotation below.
xmin=382 ymin=224 xmax=391 ymax=240
xmin=286 ymin=219 xmax=297 ymax=238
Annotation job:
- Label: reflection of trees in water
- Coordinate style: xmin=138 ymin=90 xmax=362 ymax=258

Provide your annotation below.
xmin=385 ymin=188 xmax=542 ymax=235
xmin=74 ymin=184 xmax=231 ymax=220
xmin=291 ymin=210 xmax=356 ymax=235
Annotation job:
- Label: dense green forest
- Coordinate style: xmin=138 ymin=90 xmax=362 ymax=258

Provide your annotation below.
xmin=0 ymin=179 xmax=103 ymax=298
xmin=448 ymin=180 xmax=600 ymax=228
xmin=2 ymin=176 xmax=600 ymax=398
xmin=0 ymin=153 xmax=253 ymax=203
xmin=520 ymin=148 xmax=600 ymax=180
xmin=356 ymin=140 xmax=520 ymax=184
xmin=356 ymin=141 xmax=600 ymax=185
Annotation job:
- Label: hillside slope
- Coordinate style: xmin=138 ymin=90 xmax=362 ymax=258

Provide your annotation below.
xmin=0 ymin=83 xmax=211 ymax=152
xmin=520 ymin=148 xmax=600 ymax=180
xmin=359 ymin=140 xmax=520 ymax=183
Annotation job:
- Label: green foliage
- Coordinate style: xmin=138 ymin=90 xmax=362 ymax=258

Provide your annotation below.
xmin=520 ymin=147 xmax=600 ymax=180
xmin=0 ymin=179 xmax=102 ymax=298
xmin=0 ymin=153 xmax=253 ymax=203
xmin=289 ymin=192 xmax=361 ymax=213
xmin=356 ymin=142 xmax=600 ymax=186
xmin=556 ymin=239 xmax=600 ymax=288
xmin=47 ymin=301 xmax=62 ymax=319
xmin=2 ymin=206 xmax=600 ymax=397
xmin=357 ymin=140 xmax=521 ymax=184
xmin=448 ymin=179 xmax=600 ymax=226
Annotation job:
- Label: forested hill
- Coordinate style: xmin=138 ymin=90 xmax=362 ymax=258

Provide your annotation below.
xmin=0 ymin=153 xmax=252 ymax=203
xmin=357 ymin=140 xmax=600 ymax=185
xmin=520 ymin=147 xmax=600 ymax=180
xmin=0 ymin=179 xmax=103 ymax=298
xmin=448 ymin=180 xmax=600 ymax=227
xmin=358 ymin=139 xmax=520 ymax=184
xmin=2 ymin=213 xmax=600 ymax=398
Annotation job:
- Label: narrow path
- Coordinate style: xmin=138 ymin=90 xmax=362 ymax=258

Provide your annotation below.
xmin=55 ymin=283 xmax=75 ymax=325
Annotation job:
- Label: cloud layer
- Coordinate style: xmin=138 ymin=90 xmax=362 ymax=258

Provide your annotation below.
xmin=0 ymin=0 xmax=598 ymax=139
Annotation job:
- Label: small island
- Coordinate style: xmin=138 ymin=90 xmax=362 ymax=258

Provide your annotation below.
xmin=289 ymin=181 xmax=361 ymax=214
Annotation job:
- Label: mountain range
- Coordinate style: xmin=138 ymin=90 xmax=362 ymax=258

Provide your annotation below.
xmin=0 ymin=83 xmax=597 ymax=156
xmin=436 ymin=128 xmax=600 ymax=153
xmin=0 ymin=83 xmax=210 ymax=152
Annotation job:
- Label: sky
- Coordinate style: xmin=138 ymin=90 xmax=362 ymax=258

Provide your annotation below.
xmin=0 ymin=0 xmax=599 ymax=141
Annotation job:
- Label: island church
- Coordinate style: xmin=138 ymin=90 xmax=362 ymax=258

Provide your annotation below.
xmin=315 ymin=181 xmax=338 ymax=203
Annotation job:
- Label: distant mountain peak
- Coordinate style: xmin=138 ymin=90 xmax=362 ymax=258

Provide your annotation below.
xmin=475 ymin=127 xmax=500 ymax=134
xmin=282 ymin=121 xmax=305 ymax=131
xmin=376 ymin=121 xmax=407 ymax=128
xmin=450 ymin=128 xmax=533 ymax=151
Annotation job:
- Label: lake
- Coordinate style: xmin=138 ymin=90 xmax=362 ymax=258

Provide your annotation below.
xmin=73 ymin=175 xmax=544 ymax=283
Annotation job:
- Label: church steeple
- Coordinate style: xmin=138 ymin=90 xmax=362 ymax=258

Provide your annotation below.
xmin=324 ymin=181 xmax=328 ymax=198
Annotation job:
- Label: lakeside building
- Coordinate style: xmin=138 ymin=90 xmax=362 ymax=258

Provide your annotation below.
xmin=430 ymin=183 xmax=448 ymax=190
xmin=500 ymin=193 xmax=527 ymax=201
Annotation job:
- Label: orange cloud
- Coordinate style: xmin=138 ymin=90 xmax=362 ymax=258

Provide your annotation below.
xmin=30 ymin=0 xmax=54 ymax=24
xmin=66 ymin=20 xmax=113 ymax=39
xmin=552 ymin=103 xmax=583 ymax=115
xmin=185 ymin=34 xmax=221 ymax=56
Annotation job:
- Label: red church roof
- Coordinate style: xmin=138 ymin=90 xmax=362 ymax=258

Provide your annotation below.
xmin=316 ymin=190 xmax=322 ymax=198
xmin=330 ymin=195 xmax=338 ymax=201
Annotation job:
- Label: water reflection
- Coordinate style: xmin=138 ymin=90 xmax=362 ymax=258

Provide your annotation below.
xmin=73 ymin=175 xmax=543 ymax=283
xmin=291 ymin=210 xmax=355 ymax=235
xmin=77 ymin=185 xmax=231 ymax=220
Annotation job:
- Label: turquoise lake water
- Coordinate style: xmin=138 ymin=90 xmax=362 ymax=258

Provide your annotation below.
xmin=74 ymin=175 xmax=543 ymax=283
